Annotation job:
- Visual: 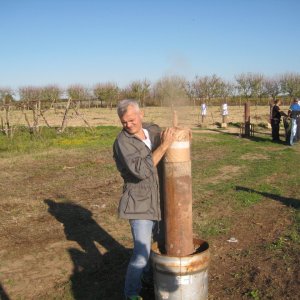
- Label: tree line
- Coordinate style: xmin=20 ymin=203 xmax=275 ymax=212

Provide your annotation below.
xmin=1 ymin=72 xmax=300 ymax=109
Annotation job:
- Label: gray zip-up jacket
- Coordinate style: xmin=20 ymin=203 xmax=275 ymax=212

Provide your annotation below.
xmin=113 ymin=124 xmax=161 ymax=220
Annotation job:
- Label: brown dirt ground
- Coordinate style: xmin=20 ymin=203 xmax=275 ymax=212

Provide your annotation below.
xmin=0 ymin=107 xmax=299 ymax=300
xmin=1 ymin=150 xmax=299 ymax=300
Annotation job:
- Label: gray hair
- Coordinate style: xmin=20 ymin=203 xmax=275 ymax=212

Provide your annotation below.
xmin=117 ymin=99 xmax=140 ymax=118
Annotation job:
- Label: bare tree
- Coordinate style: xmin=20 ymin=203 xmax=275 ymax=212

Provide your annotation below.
xmin=263 ymin=77 xmax=281 ymax=101
xmin=93 ymin=82 xmax=119 ymax=108
xmin=0 ymin=88 xmax=14 ymax=103
xmin=126 ymin=79 xmax=151 ymax=107
xmin=40 ymin=85 xmax=62 ymax=109
xmin=193 ymin=76 xmax=209 ymax=103
xmin=154 ymin=75 xmax=188 ymax=107
xmin=67 ymin=84 xmax=90 ymax=108
xmin=0 ymin=88 xmax=15 ymax=136
xmin=217 ymin=80 xmax=234 ymax=103
xmin=280 ymin=72 xmax=300 ymax=100
xmin=19 ymin=86 xmax=44 ymax=133
xmin=19 ymin=86 xmax=41 ymax=104
xmin=252 ymin=74 xmax=265 ymax=105
xmin=235 ymin=73 xmax=252 ymax=101
xmin=235 ymin=73 xmax=264 ymax=104
xmin=184 ymin=81 xmax=197 ymax=106
xmin=192 ymin=74 xmax=224 ymax=104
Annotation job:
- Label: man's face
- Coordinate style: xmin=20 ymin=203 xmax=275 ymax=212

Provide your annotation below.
xmin=120 ymin=105 xmax=143 ymax=135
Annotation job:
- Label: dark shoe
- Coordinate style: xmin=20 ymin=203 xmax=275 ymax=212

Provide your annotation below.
xmin=141 ymin=276 xmax=154 ymax=290
xmin=126 ymin=296 xmax=143 ymax=300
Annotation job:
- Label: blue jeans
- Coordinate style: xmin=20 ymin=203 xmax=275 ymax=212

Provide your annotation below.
xmin=124 ymin=219 xmax=155 ymax=297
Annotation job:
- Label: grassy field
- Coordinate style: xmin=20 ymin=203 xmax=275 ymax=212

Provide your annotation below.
xmin=0 ymin=120 xmax=299 ymax=299
xmin=0 ymin=105 xmax=288 ymax=129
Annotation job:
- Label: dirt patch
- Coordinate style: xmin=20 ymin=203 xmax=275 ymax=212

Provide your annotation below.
xmin=240 ymin=153 xmax=270 ymax=160
xmin=0 ymin=149 xmax=130 ymax=299
xmin=213 ymin=165 xmax=242 ymax=181
xmin=209 ymin=200 xmax=299 ymax=299
xmin=0 ymin=132 xmax=299 ymax=299
xmin=201 ymin=165 xmax=243 ymax=185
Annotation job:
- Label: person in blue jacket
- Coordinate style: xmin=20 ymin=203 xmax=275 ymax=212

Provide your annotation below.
xmin=288 ymin=98 xmax=300 ymax=145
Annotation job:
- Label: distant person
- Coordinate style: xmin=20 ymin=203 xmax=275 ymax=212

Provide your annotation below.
xmin=221 ymin=103 xmax=229 ymax=125
xmin=200 ymin=103 xmax=207 ymax=123
xmin=288 ymin=98 xmax=300 ymax=145
xmin=271 ymin=99 xmax=286 ymax=142
xmin=221 ymin=103 xmax=228 ymax=116
xmin=201 ymin=103 xmax=207 ymax=116
xmin=113 ymin=99 xmax=174 ymax=300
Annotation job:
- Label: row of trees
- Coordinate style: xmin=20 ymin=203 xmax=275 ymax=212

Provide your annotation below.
xmin=1 ymin=72 xmax=300 ymax=108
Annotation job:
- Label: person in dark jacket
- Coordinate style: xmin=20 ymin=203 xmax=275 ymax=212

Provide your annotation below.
xmin=113 ymin=99 xmax=174 ymax=300
xmin=271 ymin=99 xmax=286 ymax=142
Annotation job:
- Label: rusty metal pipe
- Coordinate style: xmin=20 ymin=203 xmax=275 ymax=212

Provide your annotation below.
xmin=152 ymin=112 xmax=210 ymax=299
xmin=163 ymin=126 xmax=194 ymax=257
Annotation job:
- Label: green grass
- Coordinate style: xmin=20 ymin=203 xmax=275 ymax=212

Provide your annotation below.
xmin=293 ymin=210 xmax=300 ymax=238
xmin=0 ymin=126 xmax=120 ymax=156
xmin=1 ymin=126 xmax=300 ymax=299
xmin=194 ymin=217 xmax=231 ymax=238
xmin=1 ymin=126 xmax=299 ymax=241
xmin=247 ymin=289 xmax=260 ymax=300
xmin=234 ymin=188 xmax=263 ymax=207
xmin=191 ymin=131 xmax=300 ymax=237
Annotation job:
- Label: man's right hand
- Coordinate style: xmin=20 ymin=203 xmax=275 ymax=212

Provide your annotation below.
xmin=160 ymin=127 xmax=176 ymax=150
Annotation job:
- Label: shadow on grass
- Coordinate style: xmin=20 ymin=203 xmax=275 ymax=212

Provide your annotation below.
xmin=44 ymin=198 xmax=130 ymax=300
xmin=0 ymin=283 xmax=10 ymax=300
xmin=206 ymin=127 xmax=290 ymax=144
xmin=235 ymin=186 xmax=300 ymax=209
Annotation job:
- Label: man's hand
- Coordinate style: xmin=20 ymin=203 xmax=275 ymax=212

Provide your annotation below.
xmin=152 ymin=127 xmax=175 ymax=166
xmin=160 ymin=127 xmax=176 ymax=151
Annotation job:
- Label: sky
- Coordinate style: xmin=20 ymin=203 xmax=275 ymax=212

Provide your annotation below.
xmin=1 ymin=0 xmax=300 ymax=90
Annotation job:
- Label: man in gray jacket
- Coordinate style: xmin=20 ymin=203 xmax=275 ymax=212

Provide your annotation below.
xmin=113 ymin=99 xmax=174 ymax=300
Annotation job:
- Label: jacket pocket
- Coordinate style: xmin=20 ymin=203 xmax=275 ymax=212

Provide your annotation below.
xmin=125 ymin=187 xmax=151 ymax=214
